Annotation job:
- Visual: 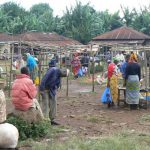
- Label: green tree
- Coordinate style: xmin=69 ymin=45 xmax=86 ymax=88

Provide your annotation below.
xmin=29 ymin=3 xmax=55 ymax=32
xmin=120 ymin=6 xmax=136 ymax=26
xmin=0 ymin=2 xmax=27 ymax=34
xmin=131 ymin=6 xmax=150 ymax=35
xmin=62 ymin=2 xmax=100 ymax=44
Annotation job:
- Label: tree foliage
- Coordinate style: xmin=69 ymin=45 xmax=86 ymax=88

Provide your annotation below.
xmin=0 ymin=1 xmax=150 ymax=43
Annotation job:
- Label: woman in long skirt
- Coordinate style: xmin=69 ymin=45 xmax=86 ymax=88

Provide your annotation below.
xmin=107 ymin=58 xmax=119 ymax=106
xmin=125 ymin=56 xmax=141 ymax=109
xmin=71 ymin=53 xmax=81 ymax=78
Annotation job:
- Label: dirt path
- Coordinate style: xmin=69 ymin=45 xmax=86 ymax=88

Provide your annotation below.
xmin=56 ymin=79 xmax=150 ymax=137
xmin=6 ymin=78 xmax=150 ymax=139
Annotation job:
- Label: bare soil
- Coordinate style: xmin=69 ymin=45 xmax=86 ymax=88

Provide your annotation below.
xmin=57 ymin=79 xmax=150 ymax=138
xmin=6 ymin=78 xmax=150 ymax=141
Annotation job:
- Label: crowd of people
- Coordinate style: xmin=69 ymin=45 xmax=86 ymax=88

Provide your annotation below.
xmin=10 ymin=53 xmax=69 ymax=125
xmin=106 ymin=51 xmax=141 ymax=109
xmin=0 ymin=49 xmax=147 ymax=148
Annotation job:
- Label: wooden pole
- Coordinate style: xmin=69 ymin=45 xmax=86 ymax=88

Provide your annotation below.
xmin=59 ymin=47 xmax=62 ymax=69
xmin=4 ymin=51 xmax=8 ymax=87
xmin=66 ymin=73 xmax=69 ymax=97
xmin=9 ymin=44 xmax=14 ymax=97
xmin=38 ymin=50 xmax=42 ymax=101
xmin=91 ymin=44 xmax=95 ymax=92
xmin=149 ymin=56 xmax=150 ymax=88
xmin=65 ymin=48 xmax=69 ymax=97
xmin=144 ymin=49 xmax=148 ymax=89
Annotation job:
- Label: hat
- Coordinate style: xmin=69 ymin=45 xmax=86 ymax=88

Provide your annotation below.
xmin=113 ymin=57 xmax=119 ymax=62
xmin=25 ymin=53 xmax=30 ymax=57
xmin=107 ymin=60 xmax=111 ymax=63
xmin=49 ymin=59 xmax=56 ymax=67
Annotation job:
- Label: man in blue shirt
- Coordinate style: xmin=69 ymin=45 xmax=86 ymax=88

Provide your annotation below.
xmin=40 ymin=60 xmax=68 ymax=125
xmin=120 ymin=54 xmax=130 ymax=85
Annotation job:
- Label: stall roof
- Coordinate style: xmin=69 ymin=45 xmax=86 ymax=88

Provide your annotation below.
xmin=14 ymin=32 xmax=82 ymax=47
xmin=93 ymin=26 xmax=150 ymax=40
xmin=92 ymin=26 xmax=150 ymax=47
xmin=0 ymin=33 xmax=15 ymax=42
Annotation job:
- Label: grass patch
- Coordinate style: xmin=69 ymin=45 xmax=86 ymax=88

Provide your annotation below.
xmin=86 ymin=115 xmax=114 ymax=124
xmin=140 ymin=114 xmax=150 ymax=122
xmin=138 ymin=114 xmax=150 ymax=125
xmin=87 ymin=116 xmax=100 ymax=123
xmin=19 ymin=133 xmax=150 ymax=150
xmin=45 ymin=125 xmax=70 ymax=139
xmin=78 ymin=76 xmax=99 ymax=85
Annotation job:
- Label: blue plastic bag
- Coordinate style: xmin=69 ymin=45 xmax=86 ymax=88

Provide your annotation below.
xmin=101 ymin=87 xmax=112 ymax=104
xmin=77 ymin=68 xmax=83 ymax=77
xmin=144 ymin=96 xmax=150 ymax=101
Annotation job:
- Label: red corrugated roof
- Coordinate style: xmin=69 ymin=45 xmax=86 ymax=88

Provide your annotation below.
xmin=14 ymin=32 xmax=81 ymax=46
xmin=0 ymin=33 xmax=14 ymax=41
xmin=93 ymin=26 xmax=150 ymax=40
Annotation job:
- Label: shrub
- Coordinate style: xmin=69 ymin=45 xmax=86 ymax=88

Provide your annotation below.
xmin=6 ymin=116 xmax=50 ymax=140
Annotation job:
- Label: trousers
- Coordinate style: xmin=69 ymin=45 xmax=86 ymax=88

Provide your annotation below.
xmin=41 ymin=91 xmax=57 ymax=121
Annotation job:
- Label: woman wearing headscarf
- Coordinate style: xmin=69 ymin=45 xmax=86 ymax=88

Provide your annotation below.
xmin=71 ymin=53 xmax=81 ymax=78
xmin=107 ymin=58 xmax=119 ymax=106
xmin=26 ymin=53 xmax=39 ymax=85
xmin=125 ymin=55 xmax=141 ymax=109
xmin=130 ymin=51 xmax=138 ymax=62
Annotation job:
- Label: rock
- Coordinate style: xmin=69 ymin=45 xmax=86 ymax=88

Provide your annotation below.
xmin=0 ymin=123 xmax=19 ymax=149
xmin=69 ymin=115 xmax=75 ymax=118
xmin=112 ymin=123 xmax=119 ymax=126
xmin=11 ymin=108 xmax=43 ymax=123
xmin=131 ymin=129 xmax=135 ymax=132
xmin=119 ymin=123 xmax=127 ymax=126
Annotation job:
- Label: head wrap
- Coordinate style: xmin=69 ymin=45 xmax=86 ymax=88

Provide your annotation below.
xmin=107 ymin=60 xmax=111 ymax=64
xmin=73 ymin=53 xmax=78 ymax=57
xmin=25 ymin=53 xmax=30 ymax=57
xmin=112 ymin=57 xmax=119 ymax=62
xmin=129 ymin=53 xmax=138 ymax=62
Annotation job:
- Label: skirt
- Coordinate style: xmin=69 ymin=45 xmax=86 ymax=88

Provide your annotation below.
xmin=110 ymin=75 xmax=118 ymax=103
xmin=126 ymin=75 xmax=140 ymax=104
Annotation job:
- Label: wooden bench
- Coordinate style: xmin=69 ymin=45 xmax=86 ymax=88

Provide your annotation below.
xmin=117 ymin=87 xmax=150 ymax=109
xmin=117 ymin=87 xmax=126 ymax=106
xmin=139 ymin=89 xmax=150 ymax=109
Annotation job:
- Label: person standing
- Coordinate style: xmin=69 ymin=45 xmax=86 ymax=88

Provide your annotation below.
xmin=105 ymin=50 xmax=112 ymax=62
xmin=39 ymin=61 xmax=68 ymax=125
xmin=71 ymin=53 xmax=81 ymax=78
xmin=125 ymin=56 xmax=141 ymax=109
xmin=107 ymin=58 xmax=119 ymax=107
xmin=116 ymin=51 xmax=125 ymax=63
xmin=25 ymin=53 xmax=38 ymax=83
xmin=81 ymin=53 xmax=89 ymax=76
xmin=120 ymin=54 xmax=130 ymax=86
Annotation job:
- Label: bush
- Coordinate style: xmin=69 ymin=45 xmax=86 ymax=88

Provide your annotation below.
xmin=6 ymin=116 xmax=50 ymax=140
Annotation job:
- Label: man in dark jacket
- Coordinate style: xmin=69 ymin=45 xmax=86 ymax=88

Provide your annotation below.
xmin=80 ymin=53 xmax=89 ymax=75
xmin=40 ymin=60 xmax=68 ymax=125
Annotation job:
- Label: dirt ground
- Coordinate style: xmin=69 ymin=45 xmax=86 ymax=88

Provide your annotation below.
xmin=55 ymin=79 xmax=150 ymax=138
xmin=6 ymin=78 xmax=150 ymax=141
